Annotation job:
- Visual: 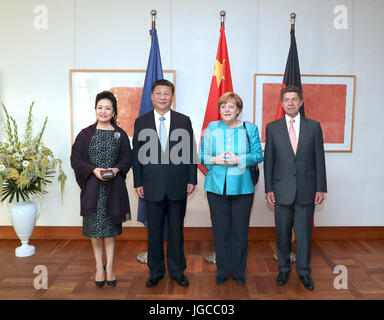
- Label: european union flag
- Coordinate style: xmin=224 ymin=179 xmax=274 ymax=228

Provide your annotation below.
xmin=139 ymin=29 xmax=164 ymax=117
xmin=137 ymin=28 xmax=163 ymax=226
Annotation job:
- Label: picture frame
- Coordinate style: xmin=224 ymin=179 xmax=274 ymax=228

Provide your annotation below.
xmin=253 ymin=74 xmax=356 ymax=152
xmin=69 ymin=69 xmax=176 ymax=144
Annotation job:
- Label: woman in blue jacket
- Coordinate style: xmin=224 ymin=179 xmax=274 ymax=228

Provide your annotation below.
xmin=199 ymin=92 xmax=263 ymax=285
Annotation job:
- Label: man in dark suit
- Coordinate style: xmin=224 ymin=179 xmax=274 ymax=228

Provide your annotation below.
xmin=132 ymin=79 xmax=197 ymax=288
xmin=264 ymin=85 xmax=327 ymax=291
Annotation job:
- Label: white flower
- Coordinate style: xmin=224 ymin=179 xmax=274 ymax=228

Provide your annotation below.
xmin=0 ymin=164 xmax=5 ymax=171
xmin=22 ymin=160 xmax=30 ymax=167
xmin=13 ymin=153 xmax=22 ymax=161
xmin=114 ymin=132 xmax=121 ymax=139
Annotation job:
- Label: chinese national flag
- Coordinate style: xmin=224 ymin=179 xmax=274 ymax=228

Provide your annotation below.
xmin=199 ymin=26 xmax=233 ymax=175
xmin=275 ymin=28 xmax=305 ymax=120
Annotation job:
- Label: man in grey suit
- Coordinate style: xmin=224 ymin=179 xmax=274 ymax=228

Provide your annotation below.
xmin=264 ymin=85 xmax=327 ymax=291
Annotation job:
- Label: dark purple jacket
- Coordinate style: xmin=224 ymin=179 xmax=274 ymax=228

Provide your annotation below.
xmin=70 ymin=123 xmax=132 ymax=224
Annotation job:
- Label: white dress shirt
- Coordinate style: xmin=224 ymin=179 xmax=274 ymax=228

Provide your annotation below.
xmin=285 ymin=113 xmax=300 ymax=144
xmin=154 ymin=109 xmax=171 ymax=139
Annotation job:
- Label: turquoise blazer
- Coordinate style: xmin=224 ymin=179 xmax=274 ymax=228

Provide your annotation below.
xmin=199 ymin=120 xmax=264 ymax=195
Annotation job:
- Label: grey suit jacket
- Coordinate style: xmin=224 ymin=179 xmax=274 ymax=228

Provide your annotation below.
xmin=264 ymin=117 xmax=327 ymax=205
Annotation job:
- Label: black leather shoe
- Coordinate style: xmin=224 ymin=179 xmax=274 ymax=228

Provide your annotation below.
xmin=299 ymin=275 xmax=314 ymax=291
xmin=146 ymin=275 xmax=163 ymax=288
xmin=276 ymin=272 xmax=290 ymax=286
xmin=104 ymin=266 xmax=117 ymax=287
xmin=95 ymin=280 xmax=105 ymax=288
xmin=95 ymin=267 xmax=106 ymax=288
xmin=216 ymin=277 xmax=228 ymax=285
xmin=172 ymin=274 xmax=189 ymax=287
xmin=106 ymin=279 xmax=117 ymax=287
xmin=233 ymin=277 xmax=245 ymax=286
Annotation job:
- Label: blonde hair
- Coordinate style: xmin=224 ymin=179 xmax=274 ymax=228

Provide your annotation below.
xmin=218 ymin=92 xmax=243 ymax=114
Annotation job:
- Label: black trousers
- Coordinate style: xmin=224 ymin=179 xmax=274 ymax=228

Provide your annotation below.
xmin=207 ymin=192 xmax=254 ymax=280
xmin=274 ymin=202 xmax=315 ymax=276
xmin=145 ymin=196 xmax=187 ymax=278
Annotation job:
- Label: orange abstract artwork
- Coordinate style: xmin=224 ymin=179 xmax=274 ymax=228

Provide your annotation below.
xmin=260 ymin=83 xmax=347 ymax=144
xmin=110 ymin=87 xmax=143 ymax=137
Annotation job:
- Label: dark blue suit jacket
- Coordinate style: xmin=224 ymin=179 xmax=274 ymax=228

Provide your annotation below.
xmin=132 ymin=109 xmax=197 ymax=202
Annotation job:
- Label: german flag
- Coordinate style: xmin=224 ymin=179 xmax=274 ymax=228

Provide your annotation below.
xmin=275 ymin=28 xmax=305 ymax=120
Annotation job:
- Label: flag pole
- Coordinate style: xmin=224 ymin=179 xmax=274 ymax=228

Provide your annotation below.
xmin=151 ymin=9 xmax=157 ymax=30
xmin=290 ymin=12 xmax=297 ymax=248
xmin=150 ymin=9 xmax=157 ymax=42
xmin=220 ymin=10 xmax=226 ymax=27
xmin=290 ymin=12 xmax=296 ymax=31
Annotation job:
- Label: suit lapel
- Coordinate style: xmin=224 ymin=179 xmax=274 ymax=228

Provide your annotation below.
xmin=169 ymin=109 xmax=176 ymax=134
xmin=277 ymin=118 xmax=296 ymax=158
xmin=148 ymin=110 xmax=157 ymax=133
xmin=168 ymin=110 xmax=177 ymax=151
xmin=148 ymin=110 xmax=164 ymax=155
xmin=296 ymin=117 xmax=309 ymax=157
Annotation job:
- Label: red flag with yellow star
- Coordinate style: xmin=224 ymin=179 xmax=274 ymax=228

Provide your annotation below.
xmin=199 ymin=26 xmax=233 ymax=175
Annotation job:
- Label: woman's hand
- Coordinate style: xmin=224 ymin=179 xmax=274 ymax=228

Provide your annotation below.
xmin=108 ymin=167 xmax=120 ymax=177
xmin=211 ymin=153 xmax=227 ymax=165
xmin=93 ymin=168 xmax=109 ymax=181
xmin=223 ymin=151 xmax=239 ymax=165
xmin=211 ymin=151 xmax=239 ymax=165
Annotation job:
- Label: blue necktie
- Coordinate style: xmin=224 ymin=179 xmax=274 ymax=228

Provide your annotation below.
xmin=159 ymin=116 xmax=167 ymax=151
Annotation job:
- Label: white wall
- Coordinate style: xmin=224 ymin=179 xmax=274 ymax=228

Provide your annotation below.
xmin=1 ymin=0 xmax=383 ymax=227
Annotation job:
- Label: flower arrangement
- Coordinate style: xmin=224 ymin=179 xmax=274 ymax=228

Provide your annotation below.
xmin=0 ymin=102 xmax=66 ymax=203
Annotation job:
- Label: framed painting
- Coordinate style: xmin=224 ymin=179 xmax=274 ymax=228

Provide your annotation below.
xmin=69 ymin=69 xmax=176 ymax=144
xmin=253 ymin=74 xmax=356 ymax=152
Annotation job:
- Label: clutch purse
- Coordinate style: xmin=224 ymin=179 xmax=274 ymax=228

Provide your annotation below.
xmin=100 ymin=169 xmax=114 ymax=179
xmin=243 ymin=122 xmax=260 ymax=185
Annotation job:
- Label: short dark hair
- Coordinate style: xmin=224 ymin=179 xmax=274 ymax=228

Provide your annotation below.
xmin=151 ymin=79 xmax=175 ymax=94
xmin=95 ymin=91 xmax=118 ymax=125
xmin=218 ymin=92 xmax=243 ymax=115
xmin=280 ymin=85 xmax=303 ymax=101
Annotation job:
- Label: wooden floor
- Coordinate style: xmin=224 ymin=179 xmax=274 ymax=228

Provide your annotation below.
xmin=1 ymin=239 xmax=384 ymax=300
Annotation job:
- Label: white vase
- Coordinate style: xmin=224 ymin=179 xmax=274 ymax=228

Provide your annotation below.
xmin=7 ymin=196 xmax=40 ymax=257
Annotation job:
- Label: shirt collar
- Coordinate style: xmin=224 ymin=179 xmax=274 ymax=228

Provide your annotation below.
xmin=218 ymin=119 xmax=242 ymax=128
xmin=285 ymin=112 xmax=301 ymax=126
xmin=154 ymin=109 xmax=171 ymax=121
